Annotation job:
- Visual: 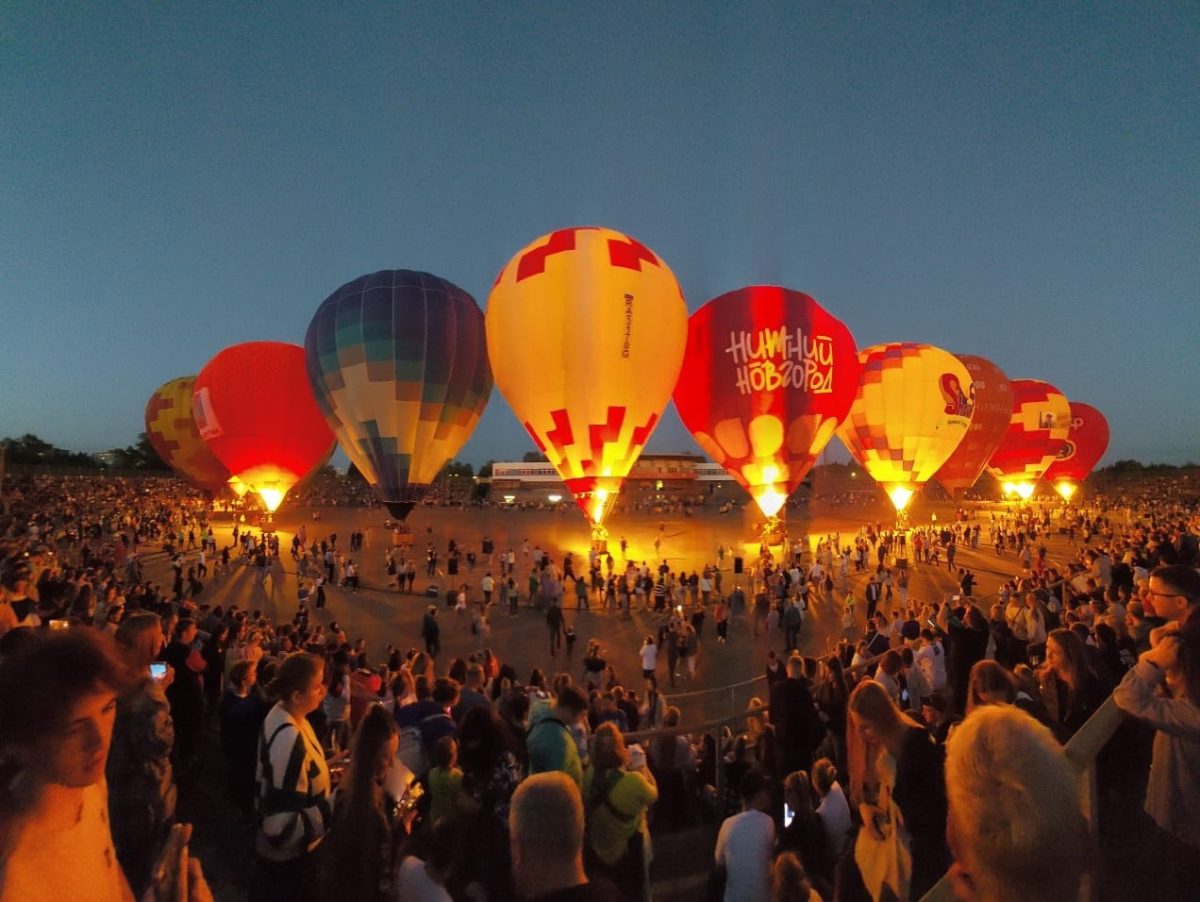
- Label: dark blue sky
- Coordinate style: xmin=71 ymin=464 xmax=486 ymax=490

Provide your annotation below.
xmin=2 ymin=3 xmax=1197 ymax=466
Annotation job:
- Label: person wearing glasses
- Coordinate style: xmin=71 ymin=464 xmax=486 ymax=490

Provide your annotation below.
xmin=1143 ymin=564 xmax=1200 ymax=626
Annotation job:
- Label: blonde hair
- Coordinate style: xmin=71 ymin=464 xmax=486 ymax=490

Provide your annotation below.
xmin=945 ymin=706 xmax=1090 ymax=901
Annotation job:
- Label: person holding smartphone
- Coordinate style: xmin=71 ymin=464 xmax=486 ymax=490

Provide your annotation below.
xmin=107 ymin=613 xmax=177 ymax=896
xmin=0 ymin=629 xmax=212 ymax=902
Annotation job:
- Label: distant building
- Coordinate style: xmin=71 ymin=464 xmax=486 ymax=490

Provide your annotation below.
xmin=488 ymin=453 xmax=745 ymax=508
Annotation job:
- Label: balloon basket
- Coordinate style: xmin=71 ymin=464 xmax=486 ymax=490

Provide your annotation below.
xmin=591 ymin=524 xmax=609 ymax=554
xmin=759 ymin=517 xmax=786 ymax=548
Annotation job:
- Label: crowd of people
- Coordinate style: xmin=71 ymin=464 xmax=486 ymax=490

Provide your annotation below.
xmin=1 ymin=470 xmax=1198 ymax=901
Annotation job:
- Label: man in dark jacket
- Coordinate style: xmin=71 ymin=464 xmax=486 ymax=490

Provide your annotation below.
xmin=163 ymin=617 xmax=205 ymax=778
xmin=769 ymin=654 xmax=822 ymax=777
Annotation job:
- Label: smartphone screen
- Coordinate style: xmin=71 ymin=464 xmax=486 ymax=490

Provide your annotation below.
xmin=783 ymin=802 xmax=794 ymax=828
xmin=149 ymin=662 xmax=168 ymax=680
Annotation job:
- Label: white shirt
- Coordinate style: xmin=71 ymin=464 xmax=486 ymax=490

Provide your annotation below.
xmin=816 ymin=782 xmax=853 ymax=858
xmin=393 ymin=856 xmax=452 ymax=901
xmin=915 ymin=642 xmax=947 ymax=692
xmin=639 ymin=642 xmax=658 ymax=671
xmin=714 ymin=809 xmax=775 ymax=902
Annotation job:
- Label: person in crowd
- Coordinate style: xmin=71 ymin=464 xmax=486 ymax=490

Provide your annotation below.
xmin=777 ymin=770 xmax=830 ymax=891
xmin=0 ymin=629 xmax=212 ymax=901
xmin=1113 ymin=606 xmax=1200 ymax=870
xmin=219 ymin=659 xmax=269 ymax=820
xmin=527 ymin=684 xmax=590 ymax=786
xmin=254 ymin=652 xmax=332 ymax=902
xmin=163 ymin=617 xmax=206 ymax=778
xmin=1038 ymin=628 xmax=1104 ymax=741
xmin=458 ymin=705 xmax=523 ymax=899
xmin=393 ymin=816 xmax=456 ymax=901
xmin=582 ymin=723 xmax=658 ymax=900
xmin=509 ymin=771 xmax=623 ymax=901
xmin=713 ymin=767 xmax=776 ymax=902
xmin=322 ymin=705 xmax=399 ymax=902
xmin=964 ymin=659 xmax=1016 ymax=715
xmin=770 ymin=653 xmax=823 ymax=778
xmin=848 ymin=679 xmax=951 ymax=900
xmin=107 ymin=612 xmax=177 ymax=895
xmin=811 ymin=757 xmax=851 ymax=865
xmin=944 ymin=705 xmax=1090 ymax=901
xmin=1142 ymin=563 xmax=1200 ymax=624
xmin=770 ymin=851 xmax=821 ymax=902
xmin=323 ymin=650 xmax=354 ymax=754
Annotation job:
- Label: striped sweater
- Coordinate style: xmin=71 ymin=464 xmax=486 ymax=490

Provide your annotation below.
xmin=255 ymin=704 xmax=332 ymax=861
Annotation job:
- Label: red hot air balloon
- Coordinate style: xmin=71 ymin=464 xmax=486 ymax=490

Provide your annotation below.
xmin=1043 ymin=402 xmax=1110 ymax=501
xmin=986 ymin=378 xmax=1071 ymax=499
xmin=933 ymin=355 xmax=1013 ymax=496
xmin=673 ymin=286 xmax=860 ymax=519
xmin=193 ymin=342 xmax=337 ymax=512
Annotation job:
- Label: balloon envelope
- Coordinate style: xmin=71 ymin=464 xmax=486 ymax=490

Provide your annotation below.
xmin=305 ymin=270 xmax=493 ymax=520
xmin=193 ymin=342 xmax=336 ymax=511
xmin=837 ymin=342 xmax=974 ymax=510
xmin=144 ymin=375 xmax=231 ymax=493
xmin=486 ymin=227 xmax=687 ymax=525
xmin=933 ymin=355 xmax=1013 ymax=495
xmin=1043 ymin=401 xmax=1109 ymax=487
xmin=986 ymin=378 xmax=1071 ymax=492
xmin=673 ymin=286 xmax=860 ymax=518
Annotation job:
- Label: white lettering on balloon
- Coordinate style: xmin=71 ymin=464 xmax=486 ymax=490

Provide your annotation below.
xmin=724 ymin=327 xmax=835 ymax=395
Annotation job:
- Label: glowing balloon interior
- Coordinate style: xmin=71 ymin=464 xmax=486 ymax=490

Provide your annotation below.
xmin=673 ymin=286 xmax=860 ymax=519
xmin=486 ymin=227 xmax=687 ymax=526
xmin=837 ymin=343 xmax=974 ymax=512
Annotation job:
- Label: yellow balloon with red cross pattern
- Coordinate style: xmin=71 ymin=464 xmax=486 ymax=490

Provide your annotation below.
xmin=486 ymin=227 xmax=688 ymax=525
xmin=836 ymin=342 xmax=974 ymax=511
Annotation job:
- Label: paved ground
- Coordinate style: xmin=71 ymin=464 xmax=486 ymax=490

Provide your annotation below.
xmin=150 ymin=498 xmax=1066 ymax=725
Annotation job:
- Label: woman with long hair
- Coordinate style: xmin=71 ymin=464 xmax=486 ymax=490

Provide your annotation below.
xmin=778 ymin=770 xmax=832 ymax=892
xmin=582 ymin=722 xmax=658 ymax=901
xmin=848 ymin=679 xmax=950 ymax=900
xmin=254 ymin=651 xmax=331 ymax=902
xmin=457 ymin=705 xmax=522 ymax=900
xmin=964 ymin=660 xmax=1016 ymax=716
xmin=321 ymin=706 xmax=399 ymax=902
xmin=1038 ymin=628 xmax=1104 ymax=740
xmin=813 ymin=655 xmax=850 ymax=771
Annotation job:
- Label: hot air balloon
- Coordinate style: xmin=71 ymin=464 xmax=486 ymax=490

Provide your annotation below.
xmin=193 ymin=342 xmax=337 ymax=512
xmin=305 ymin=270 xmax=493 ymax=521
xmin=836 ymin=343 xmax=974 ymax=513
xmin=932 ymin=355 xmax=1014 ymax=496
xmin=1042 ymin=401 xmax=1110 ymax=502
xmin=486 ymin=227 xmax=687 ymax=530
xmin=144 ymin=376 xmax=232 ymax=494
xmin=673 ymin=286 xmax=860 ymax=521
xmin=985 ymin=379 xmax=1071 ymax=500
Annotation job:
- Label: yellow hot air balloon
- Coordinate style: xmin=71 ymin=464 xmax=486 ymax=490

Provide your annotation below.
xmin=836 ymin=343 xmax=974 ymax=513
xmin=144 ymin=376 xmax=231 ymax=494
xmin=487 ymin=227 xmax=687 ymax=528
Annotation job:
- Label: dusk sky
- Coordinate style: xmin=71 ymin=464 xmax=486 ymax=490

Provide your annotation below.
xmin=3 ymin=3 xmax=1197 ymax=469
